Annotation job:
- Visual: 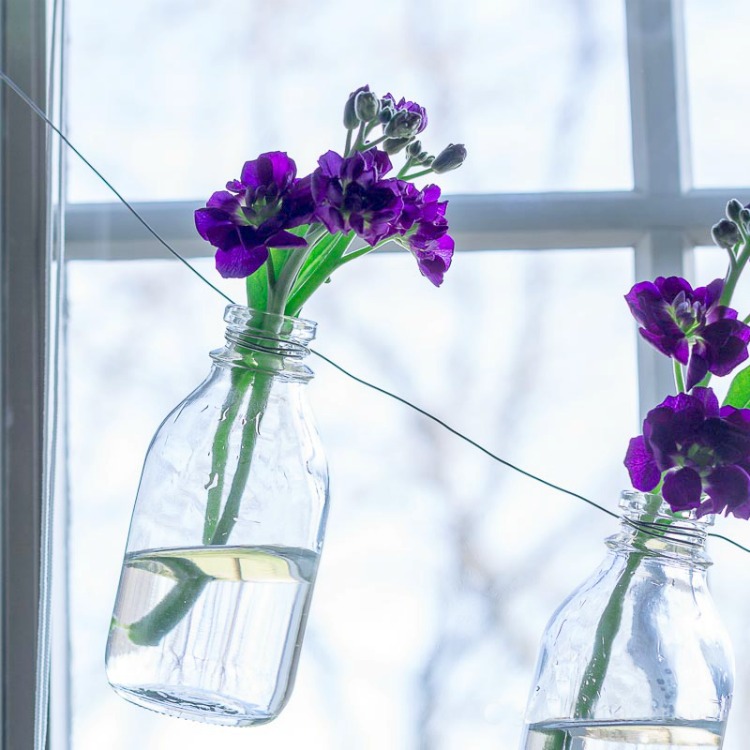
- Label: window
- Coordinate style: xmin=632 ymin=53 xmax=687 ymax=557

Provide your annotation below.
xmin=2 ymin=0 xmax=742 ymax=748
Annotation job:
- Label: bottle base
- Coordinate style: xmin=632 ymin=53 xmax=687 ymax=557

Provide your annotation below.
xmin=110 ymin=683 xmax=279 ymax=727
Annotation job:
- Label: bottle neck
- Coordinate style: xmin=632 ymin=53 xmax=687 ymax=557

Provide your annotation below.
xmin=608 ymin=491 xmax=712 ymax=568
xmin=211 ymin=305 xmax=317 ymax=381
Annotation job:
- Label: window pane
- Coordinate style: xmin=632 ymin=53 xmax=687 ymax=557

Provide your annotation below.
xmin=685 ymin=0 xmax=750 ymax=187
xmin=67 ymin=0 xmax=632 ymax=202
xmin=67 ymin=248 xmax=636 ymax=748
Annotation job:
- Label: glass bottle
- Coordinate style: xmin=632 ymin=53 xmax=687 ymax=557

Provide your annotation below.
xmin=105 ymin=305 xmax=329 ymax=726
xmin=520 ymin=491 xmax=734 ymax=750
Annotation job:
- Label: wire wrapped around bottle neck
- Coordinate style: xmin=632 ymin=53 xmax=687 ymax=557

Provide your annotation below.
xmin=222 ymin=305 xmax=316 ymax=358
xmin=212 ymin=305 xmax=317 ymax=380
xmin=612 ymin=491 xmax=712 ymax=565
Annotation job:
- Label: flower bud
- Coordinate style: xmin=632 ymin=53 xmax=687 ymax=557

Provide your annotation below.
xmin=378 ymin=102 xmax=395 ymax=123
xmin=711 ymin=219 xmax=741 ymax=249
xmin=355 ymin=91 xmax=380 ymax=123
xmin=383 ymin=137 xmax=411 ymax=155
xmin=431 ymin=143 xmax=467 ymax=173
xmin=344 ymin=85 xmax=370 ymax=129
xmin=726 ymin=199 xmax=744 ymax=223
xmin=406 ymin=140 xmax=422 ymax=158
xmin=384 ymin=110 xmax=423 ymax=139
xmin=417 ymin=151 xmax=429 ymax=163
xmin=740 ymin=208 xmax=750 ymax=229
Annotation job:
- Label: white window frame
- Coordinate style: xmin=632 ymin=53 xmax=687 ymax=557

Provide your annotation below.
xmin=1 ymin=0 xmax=63 ymax=746
xmin=1 ymin=0 xmax=742 ymax=748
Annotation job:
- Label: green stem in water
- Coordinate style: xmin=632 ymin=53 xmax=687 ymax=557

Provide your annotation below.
xmin=210 ymin=369 xmax=274 ymax=545
xmin=570 ymin=494 xmax=666 ymax=723
xmin=126 ymin=557 xmax=209 ymax=647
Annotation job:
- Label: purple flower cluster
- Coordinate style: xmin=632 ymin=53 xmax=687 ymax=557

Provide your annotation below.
xmin=195 ymin=152 xmax=314 ymax=278
xmin=312 ymin=149 xmax=402 ymax=245
xmin=623 ymin=264 xmax=750 ymax=519
xmin=197 ymin=147 xmax=456 ymax=286
xmin=382 ymin=93 xmax=428 ymax=133
xmin=625 ymin=388 xmax=750 ymax=519
xmin=625 ymin=276 xmax=750 ymax=390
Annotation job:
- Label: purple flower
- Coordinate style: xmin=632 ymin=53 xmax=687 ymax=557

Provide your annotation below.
xmin=382 ymin=93 xmax=428 ymax=133
xmin=624 ymin=387 xmax=750 ymax=518
xmin=625 ymin=276 xmax=750 ymax=389
xmin=311 ymin=149 xmax=404 ymax=245
xmin=396 ymin=182 xmax=454 ymax=286
xmin=195 ymin=152 xmax=314 ymax=279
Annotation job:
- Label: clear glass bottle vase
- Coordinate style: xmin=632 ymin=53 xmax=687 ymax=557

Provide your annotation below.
xmin=520 ymin=491 xmax=734 ymax=750
xmin=105 ymin=305 xmax=329 ymax=726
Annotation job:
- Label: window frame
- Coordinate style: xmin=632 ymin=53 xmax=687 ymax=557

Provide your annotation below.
xmin=48 ymin=0 xmax=750 ymax=747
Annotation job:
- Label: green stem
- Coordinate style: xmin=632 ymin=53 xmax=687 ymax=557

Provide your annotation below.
xmin=125 ymin=557 xmax=209 ymax=646
xmin=127 ymin=312 xmax=285 ymax=646
xmin=285 ymin=232 xmax=355 ymax=317
xmin=401 ymin=167 xmax=434 ymax=180
xmin=397 ymin=157 xmax=415 ymax=178
xmin=202 ymin=370 xmax=248 ymax=544
xmin=268 ymin=225 xmax=327 ymax=315
xmin=571 ymin=493 xmax=665 ymax=723
xmin=673 ymin=359 xmax=685 ymax=393
xmin=344 ymin=128 xmax=353 ymax=156
xmin=719 ymin=238 xmax=750 ymax=307
xmin=210 ymin=369 xmax=274 ymax=545
xmin=357 ymin=134 xmax=387 ymax=151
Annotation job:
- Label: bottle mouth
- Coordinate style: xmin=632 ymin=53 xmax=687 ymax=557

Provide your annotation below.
xmin=223 ymin=305 xmax=317 ymax=358
xmin=618 ymin=491 xmax=712 ymax=553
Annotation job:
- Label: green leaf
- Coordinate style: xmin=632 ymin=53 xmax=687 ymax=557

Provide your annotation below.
xmin=245 ymin=264 xmax=269 ymax=311
xmin=723 ymin=365 xmax=750 ymax=408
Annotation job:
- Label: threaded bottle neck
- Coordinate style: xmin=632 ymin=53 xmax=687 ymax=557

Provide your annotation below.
xmin=211 ymin=305 xmax=317 ymax=379
xmin=609 ymin=491 xmax=712 ymax=567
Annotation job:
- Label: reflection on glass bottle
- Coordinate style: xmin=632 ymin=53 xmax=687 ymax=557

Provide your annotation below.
xmin=520 ymin=492 xmax=734 ymax=750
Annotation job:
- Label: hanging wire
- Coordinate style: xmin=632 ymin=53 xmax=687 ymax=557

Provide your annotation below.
xmin=0 ymin=71 xmax=235 ymax=306
xmin=5 ymin=69 xmax=750 ymax=557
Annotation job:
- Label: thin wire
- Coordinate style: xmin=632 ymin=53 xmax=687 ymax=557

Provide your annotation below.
xmin=0 ymin=70 xmax=235 ymax=306
xmin=6 ymin=69 xmax=750 ymax=556
xmin=311 ymin=348 xmax=620 ymax=521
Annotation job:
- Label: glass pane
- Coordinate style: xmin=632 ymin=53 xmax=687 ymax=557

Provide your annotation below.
xmin=685 ymin=0 xmax=750 ymax=187
xmin=67 ymin=0 xmax=631 ymax=202
xmin=67 ymin=247 xmax=637 ymax=748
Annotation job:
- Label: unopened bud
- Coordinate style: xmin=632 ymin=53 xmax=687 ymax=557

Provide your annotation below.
xmin=431 ymin=143 xmax=467 ymax=173
xmin=726 ymin=199 xmax=744 ymax=223
xmin=344 ymin=86 xmax=370 ymax=129
xmin=406 ymin=140 xmax=422 ymax=158
xmin=355 ymin=91 xmax=380 ymax=123
xmin=378 ymin=102 xmax=395 ymax=123
xmin=711 ymin=218 xmax=741 ymax=249
xmin=384 ymin=110 xmax=422 ymax=139
xmin=383 ymin=137 xmax=411 ymax=155
xmin=740 ymin=208 xmax=750 ymax=229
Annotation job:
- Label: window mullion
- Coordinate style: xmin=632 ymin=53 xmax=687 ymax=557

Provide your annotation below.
xmin=626 ymin=0 xmax=693 ymax=418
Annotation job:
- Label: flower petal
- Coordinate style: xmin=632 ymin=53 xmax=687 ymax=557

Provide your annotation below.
xmin=705 ymin=465 xmax=750 ymax=517
xmin=215 ymin=244 xmax=268 ymax=279
xmin=662 ymin=467 xmax=702 ymax=511
xmin=624 ymin=436 xmax=661 ymax=491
